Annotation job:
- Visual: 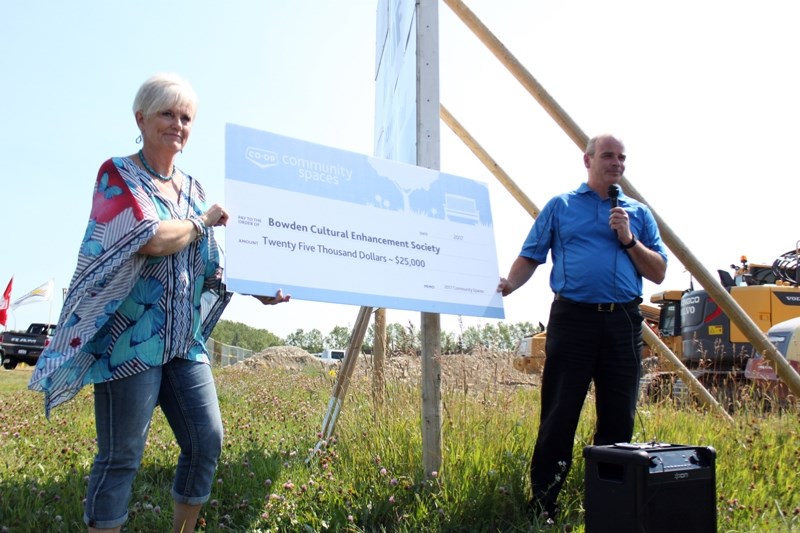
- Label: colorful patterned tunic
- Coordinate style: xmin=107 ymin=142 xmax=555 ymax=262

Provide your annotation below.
xmin=29 ymin=157 xmax=230 ymax=417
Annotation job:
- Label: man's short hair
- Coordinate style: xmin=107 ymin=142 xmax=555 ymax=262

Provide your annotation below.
xmin=585 ymin=134 xmax=623 ymax=156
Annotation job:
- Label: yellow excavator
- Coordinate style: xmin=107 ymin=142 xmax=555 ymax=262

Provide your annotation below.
xmin=513 ymin=247 xmax=800 ymax=401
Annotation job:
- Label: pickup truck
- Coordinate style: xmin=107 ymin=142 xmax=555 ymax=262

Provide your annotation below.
xmin=1 ymin=322 xmax=56 ymax=370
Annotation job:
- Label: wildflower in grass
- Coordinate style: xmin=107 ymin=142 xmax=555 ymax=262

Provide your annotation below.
xmin=348 ymin=514 xmax=354 ymax=522
xmin=153 ymin=506 xmax=161 ymax=514
xmin=389 ymin=495 xmax=396 ymax=504
xmin=265 ymin=478 xmax=272 ymax=487
xmin=210 ymin=499 xmax=219 ymax=508
xmin=380 ymin=467 xmax=387 ymax=476
xmin=283 ymin=481 xmax=295 ymax=490
xmin=390 ymin=477 xmax=398 ymax=486
xmin=430 ymin=471 xmax=438 ymax=478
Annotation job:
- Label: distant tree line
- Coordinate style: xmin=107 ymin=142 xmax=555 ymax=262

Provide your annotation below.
xmin=211 ymin=319 xmax=542 ymax=355
xmin=210 ymin=320 xmax=283 ymax=352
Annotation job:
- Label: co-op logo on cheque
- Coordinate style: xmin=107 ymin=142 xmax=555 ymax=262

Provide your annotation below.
xmin=245 ymin=146 xmax=279 ymax=168
xmin=245 ymin=145 xmax=353 ymax=185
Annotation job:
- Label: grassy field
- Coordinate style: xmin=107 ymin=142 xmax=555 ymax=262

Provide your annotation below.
xmin=0 ymin=366 xmax=33 ymax=393
xmin=0 ymin=360 xmax=798 ymax=532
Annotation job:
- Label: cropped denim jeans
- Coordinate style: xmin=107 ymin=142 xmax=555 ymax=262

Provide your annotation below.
xmin=83 ymin=358 xmax=223 ymax=529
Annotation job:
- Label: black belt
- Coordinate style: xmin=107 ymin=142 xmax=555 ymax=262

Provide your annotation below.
xmin=554 ymin=294 xmax=642 ymax=312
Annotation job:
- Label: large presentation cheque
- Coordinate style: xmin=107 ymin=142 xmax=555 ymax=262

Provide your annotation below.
xmin=224 ymin=123 xmax=504 ymax=319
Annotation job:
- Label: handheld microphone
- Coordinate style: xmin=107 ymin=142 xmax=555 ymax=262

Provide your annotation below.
xmin=608 ymin=184 xmax=620 ymax=237
xmin=608 ymin=184 xmax=620 ymax=208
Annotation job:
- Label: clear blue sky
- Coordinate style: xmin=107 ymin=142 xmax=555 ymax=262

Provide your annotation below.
xmin=2 ymin=0 xmax=799 ymax=338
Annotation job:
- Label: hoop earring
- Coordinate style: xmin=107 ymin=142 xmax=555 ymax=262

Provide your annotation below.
xmin=135 ymin=134 xmax=142 ymax=144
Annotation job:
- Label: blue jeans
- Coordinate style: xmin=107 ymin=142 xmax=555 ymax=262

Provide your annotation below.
xmin=84 ymin=358 xmax=223 ymax=529
xmin=530 ymin=300 xmax=643 ymax=515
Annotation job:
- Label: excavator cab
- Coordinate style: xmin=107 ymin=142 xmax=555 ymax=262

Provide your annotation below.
xmin=649 ymin=290 xmax=684 ymax=357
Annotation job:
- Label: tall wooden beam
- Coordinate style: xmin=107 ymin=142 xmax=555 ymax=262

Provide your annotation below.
xmin=417 ymin=0 xmax=443 ymax=478
xmin=443 ymin=0 xmax=800 ymax=398
xmin=441 ymin=103 xmax=733 ymax=422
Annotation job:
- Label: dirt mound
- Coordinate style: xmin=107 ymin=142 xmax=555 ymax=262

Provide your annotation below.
xmin=364 ymin=349 xmax=541 ymax=391
xmin=237 ymin=345 xmax=320 ymax=372
xmin=229 ymin=346 xmax=540 ymax=391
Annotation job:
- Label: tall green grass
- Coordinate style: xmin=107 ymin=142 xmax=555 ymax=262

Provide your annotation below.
xmin=1 ymin=363 xmax=798 ymax=532
xmin=0 ymin=367 xmax=32 ymax=393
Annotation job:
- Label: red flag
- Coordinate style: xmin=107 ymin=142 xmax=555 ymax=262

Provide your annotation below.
xmin=0 ymin=276 xmax=12 ymax=327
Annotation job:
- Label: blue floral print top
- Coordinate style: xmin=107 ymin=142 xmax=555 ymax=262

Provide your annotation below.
xmin=29 ymin=157 xmax=230 ymax=417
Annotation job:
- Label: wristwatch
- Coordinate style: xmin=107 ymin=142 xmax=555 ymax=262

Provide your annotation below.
xmin=621 ymin=235 xmax=637 ymax=249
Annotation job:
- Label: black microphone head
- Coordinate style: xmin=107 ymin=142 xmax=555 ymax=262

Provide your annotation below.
xmin=607 ymin=184 xmax=620 ymax=199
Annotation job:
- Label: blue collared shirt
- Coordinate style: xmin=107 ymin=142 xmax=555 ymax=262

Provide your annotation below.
xmin=520 ymin=183 xmax=667 ymax=303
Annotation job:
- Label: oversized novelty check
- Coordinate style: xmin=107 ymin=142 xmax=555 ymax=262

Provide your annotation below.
xmin=224 ymin=123 xmax=504 ymax=318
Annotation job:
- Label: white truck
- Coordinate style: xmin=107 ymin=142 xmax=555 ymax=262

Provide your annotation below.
xmin=315 ymin=348 xmax=346 ymax=363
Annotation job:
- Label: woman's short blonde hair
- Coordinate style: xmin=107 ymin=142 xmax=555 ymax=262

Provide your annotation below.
xmin=132 ymin=73 xmax=198 ymax=118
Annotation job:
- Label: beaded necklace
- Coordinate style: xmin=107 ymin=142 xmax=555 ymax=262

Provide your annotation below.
xmin=138 ymin=149 xmax=176 ymax=181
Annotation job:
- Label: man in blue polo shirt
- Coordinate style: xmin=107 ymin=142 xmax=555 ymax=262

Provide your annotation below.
xmin=497 ymin=134 xmax=668 ymax=521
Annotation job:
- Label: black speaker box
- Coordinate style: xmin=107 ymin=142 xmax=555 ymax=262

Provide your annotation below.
xmin=583 ymin=442 xmax=717 ymax=533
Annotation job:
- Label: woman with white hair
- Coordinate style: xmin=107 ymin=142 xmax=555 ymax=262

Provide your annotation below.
xmin=29 ymin=73 xmax=288 ymax=532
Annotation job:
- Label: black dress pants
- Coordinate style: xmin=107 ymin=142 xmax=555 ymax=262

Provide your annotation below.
xmin=530 ymin=299 xmax=643 ymax=514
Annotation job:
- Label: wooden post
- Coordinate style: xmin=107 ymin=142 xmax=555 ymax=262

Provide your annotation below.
xmin=373 ymin=308 xmax=387 ymax=405
xmin=441 ymin=0 xmax=586 ymax=150
xmin=421 ymin=312 xmax=442 ymax=475
xmin=317 ymin=306 xmax=373 ymax=443
xmin=417 ymin=0 xmax=443 ymax=479
xmin=443 ymin=0 xmax=800 ymax=399
xmin=440 ymin=104 xmax=540 ymax=219
xmin=623 ymin=179 xmax=800 ymax=398
xmin=441 ymin=104 xmax=732 ymax=422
